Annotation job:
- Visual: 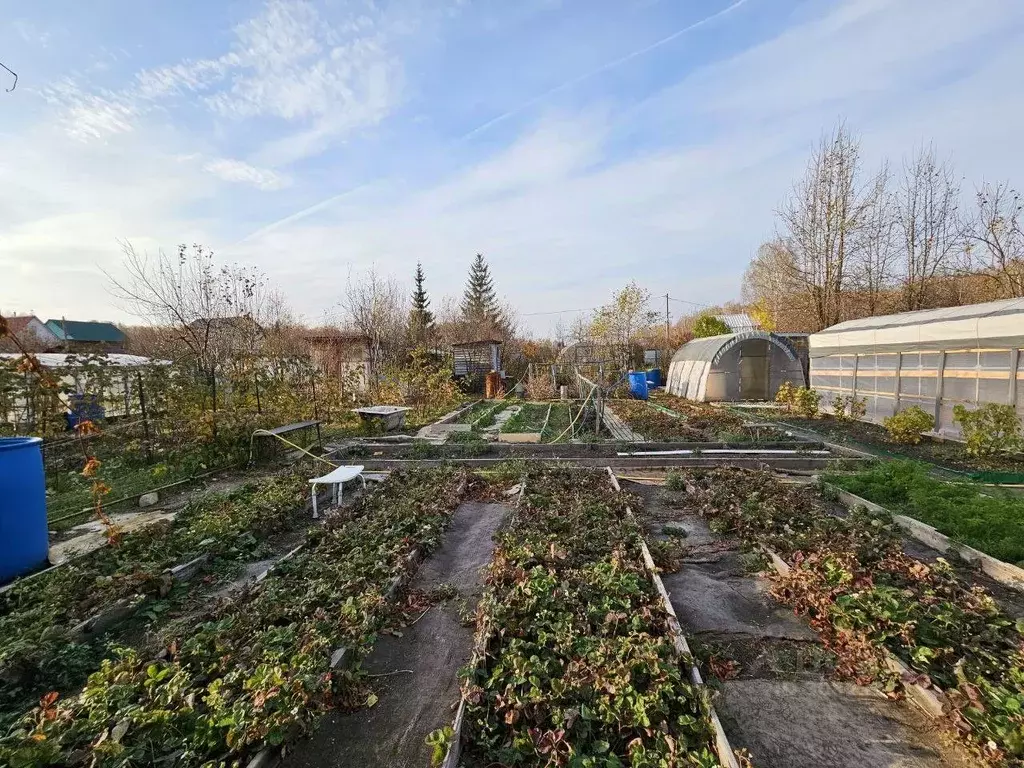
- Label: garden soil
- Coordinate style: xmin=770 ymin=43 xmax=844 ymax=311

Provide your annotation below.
xmin=282 ymin=500 xmax=509 ymax=768
xmin=627 ymin=480 xmax=976 ymax=768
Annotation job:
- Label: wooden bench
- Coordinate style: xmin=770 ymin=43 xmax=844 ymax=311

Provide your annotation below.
xmin=253 ymin=420 xmax=322 ymax=460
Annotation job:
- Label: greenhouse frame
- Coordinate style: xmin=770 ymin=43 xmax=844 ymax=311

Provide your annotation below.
xmin=808 ymin=298 xmax=1024 ymax=437
xmin=666 ymin=331 xmax=806 ymax=402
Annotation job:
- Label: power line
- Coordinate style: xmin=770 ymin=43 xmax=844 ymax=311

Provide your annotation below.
xmin=519 ymin=295 xmax=713 ymax=318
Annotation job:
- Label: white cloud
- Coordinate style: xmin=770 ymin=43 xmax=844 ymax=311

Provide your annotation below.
xmin=39 ymin=79 xmax=140 ymax=142
xmin=42 ymin=0 xmax=401 ymax=160
xmin=228 ymin=0 xmax=1024 ymax=335
xmin=203 ymin=158 xmax=291 ymax=190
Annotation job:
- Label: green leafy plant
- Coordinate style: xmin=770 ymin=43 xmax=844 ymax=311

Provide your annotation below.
xmin=775 ymin=381 xmax=796 ymax=411
xmin=953 ymin=403 xmax=1023 ymax=458
xmin=683 ymin=466 xmax=1024 ymax=764
xmin=831 ymin=394 xmax=867 ymax=422
xmin=458 ymin=468 xmax=722 ymax=766
xmin=0 ymin=468 xmax=469 ymax=766
xmin=883 ymin=406 xmax=935 ymax=445
xmin=794 ymin=387 xmax=820 ymax=418
xmin=692 ymin=313 xmax=731 ymax=338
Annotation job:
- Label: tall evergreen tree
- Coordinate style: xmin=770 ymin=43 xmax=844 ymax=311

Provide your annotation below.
xmin=461 ymin=253 xmax=501 ymax=324
xmin=408 ymin=261 xmax=435 ymax=343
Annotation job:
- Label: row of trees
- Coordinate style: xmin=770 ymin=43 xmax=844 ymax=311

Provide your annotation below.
xmin=743 ymin=122 xmax=1024 ymax=332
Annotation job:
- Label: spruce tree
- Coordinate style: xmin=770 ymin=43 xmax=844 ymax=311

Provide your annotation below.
xmin=409 ymin=262 xmax=434 ymax=343
xmin=461 ymin=253 xmax=501 ymax=326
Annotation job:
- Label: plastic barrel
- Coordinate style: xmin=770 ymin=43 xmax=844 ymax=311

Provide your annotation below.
xmin=627 ymin=371 xmax=649 ymax=400
xmin=645 ymin=368 xmax=661 ymax=388
xmin=0 ymin=437 xmax=49 ymax=583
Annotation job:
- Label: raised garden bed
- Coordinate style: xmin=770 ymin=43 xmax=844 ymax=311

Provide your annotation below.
xmin=0 ymin=474 xmax=312 ymax=731
xmin=676 ymin=466 xmax=1024 ymax=765
xmin=748 ymin=409 xmax=1024 ymax=479
xmin=444 ymin=466 xmax=732 ymax=766
xmin=0 ymin=467 xmax=469 ymax=766
xmin=825 ymin=460 xmax=1024 ymax=566
xmin=497 ymin=402 xmax=550 ymax=443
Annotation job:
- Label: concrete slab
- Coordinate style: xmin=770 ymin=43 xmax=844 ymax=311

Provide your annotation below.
xmin=50 ymin=509 xmax=177 ymax=564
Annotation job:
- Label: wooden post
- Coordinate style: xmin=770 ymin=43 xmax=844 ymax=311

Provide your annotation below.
xmin=310 ymin=371 xmax=322 ymax=449
xmin=892 ymin=353 xmax=903 ymax=413
xmin=934 ymin=351 xmax=946 ymax=429
xmin=1008 ymin=348 xmax=1019 ymax=409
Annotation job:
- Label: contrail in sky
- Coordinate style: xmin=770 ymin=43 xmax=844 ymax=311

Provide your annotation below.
xmin=231 ymin=0 xmax=752 ymax=247
xmin=459 ymin=0 xmax=752 ymax=141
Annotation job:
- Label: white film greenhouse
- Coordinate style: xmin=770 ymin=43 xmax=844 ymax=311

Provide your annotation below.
xmin=808 ymin=298 xmax=1024 ymax=437
xmin=666 ymin=332 xmax=807 ymax=402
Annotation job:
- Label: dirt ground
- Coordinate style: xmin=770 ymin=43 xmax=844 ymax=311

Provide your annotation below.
xmin=282 ymin=500 xmax=510 ymax=768
xmin=626 ymin=480 xmax=977 ymax=768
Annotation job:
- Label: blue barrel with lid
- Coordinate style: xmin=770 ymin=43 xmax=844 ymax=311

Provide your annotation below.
xmin=0 ymin=437 xmax=49 ymax=583
xmin=627 ymin=371 xmax=649 ymax=400
xmin=645 ymin=368 xmax=661 ymax=388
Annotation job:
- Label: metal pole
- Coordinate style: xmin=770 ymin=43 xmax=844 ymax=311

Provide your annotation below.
xmin=665 ymin=293 xmax=670 ymax=364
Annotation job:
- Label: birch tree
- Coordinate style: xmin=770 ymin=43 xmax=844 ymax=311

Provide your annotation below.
xmin=895 ymin=145 xmax=964 ymax=311
xmin=776 ymin=123 xmax=877 ymax=330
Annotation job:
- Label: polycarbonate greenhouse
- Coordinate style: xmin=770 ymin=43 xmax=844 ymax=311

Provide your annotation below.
xmin=666 ymin=332 xmax=807 ymax=402
xmin=808 ymin=298 xmax=1024 ymax=437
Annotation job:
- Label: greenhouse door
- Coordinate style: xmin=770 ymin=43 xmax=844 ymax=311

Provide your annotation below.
xmin=738 ymin=340 xmax=770 ymax=400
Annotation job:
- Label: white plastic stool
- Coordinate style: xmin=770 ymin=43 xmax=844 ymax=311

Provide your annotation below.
xmin=309 ymin=465 xmax=365 ymax=519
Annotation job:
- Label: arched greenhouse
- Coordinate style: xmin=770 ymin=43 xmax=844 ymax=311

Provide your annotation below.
xmin=666 ymin=332 xmax=806 ymax=402
xmin=809 ymin=298 xmax=1024 ymax=437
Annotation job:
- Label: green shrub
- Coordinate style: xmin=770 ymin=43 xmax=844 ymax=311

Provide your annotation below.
xmin=775 ymin=381 xmax=796 ymax=411
xmin=794 ymin=387 xmax=820 ymax=418
xmin=953 ymin=403 xmax=1023 ymax=457
xmin=831 ymin=394 xmax=866 ymax=422
xmin=883 ymin=406 xmax=935 ymax=445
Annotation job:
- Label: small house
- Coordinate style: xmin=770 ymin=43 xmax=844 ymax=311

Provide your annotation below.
xmin=45 ymin=319 xmax=126 ymax=352
xmin=0 ymin=316 xmax=60 ymax=352
xmin=306 ymin=332 xmax=371 ymax=393
xmin=452 ymin=339 xmax=502 ymax=380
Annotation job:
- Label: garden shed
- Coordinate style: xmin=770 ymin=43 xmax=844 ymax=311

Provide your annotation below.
xmin=809 ymin=298 xmax=1024 ymax=437
xmin=666 ymin=332 xmax=806 ymax=402
xmin=452 ymin=339 xmax=502 ymax=378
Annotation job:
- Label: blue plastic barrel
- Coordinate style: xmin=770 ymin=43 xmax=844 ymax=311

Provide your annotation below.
xmin=627 ymin=371 xmax=649 ymax=400
xmin=0 ymin=437 xmax=49 ymax=583
xmin=645 ymin=368 xmax=661 ymax=388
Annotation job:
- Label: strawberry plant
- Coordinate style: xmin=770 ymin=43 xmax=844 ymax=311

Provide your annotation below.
xmin=0 ymin=474 xmax=310 ymax=731
xmin=0 ymin=467 xmax=468 ymax=766
xmin=679 ymin=466 xmax=1024 ymax=765
xmin=455 ymin=467 xmax=722 ymax=766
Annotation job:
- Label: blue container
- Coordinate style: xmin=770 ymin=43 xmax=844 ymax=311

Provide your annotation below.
xmin=645 ymin=368 xmax=662 ymax=388
xmin=627 ymin=371 xmax=649 ymax=400
xmin=0 ymin=437 xmax=49 ymax=583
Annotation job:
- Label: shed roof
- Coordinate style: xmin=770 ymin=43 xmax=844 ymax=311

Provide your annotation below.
xmin=452 ymin=339 xmax=502 ymax=347
xmin=809 ymin=298 xmax=1024 ymax=355
xmin=45 ymin=319 xmax=126 ymax=343
xmin=718 ymin=313 xmax=759 ymax=333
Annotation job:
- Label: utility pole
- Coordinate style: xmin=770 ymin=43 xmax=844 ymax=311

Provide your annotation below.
xmin=664 ymin=294 xmax=670 ymax=364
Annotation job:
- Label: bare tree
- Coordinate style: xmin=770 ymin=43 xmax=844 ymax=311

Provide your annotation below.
xmin=895 ymin=145 xmax=964 ymax=310
xmin=338 ymin=268 xmax=408 ymax=377
xmin=108 ymin=242 xmax=283 ymax=373
xmin=851 ymin=163 xmax=897 ymax=315
xmin=776 ymin=123 xmax=876 ymax=330
xmin=968 ymin=182 xmax=1024 ymax=298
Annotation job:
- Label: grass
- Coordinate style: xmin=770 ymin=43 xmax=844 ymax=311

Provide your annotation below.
xmin=826 ymin=460 xmax=1024 ymax=565
xmin=499 ymin=402 xmax=549 ymax=434
xmin=541 ymin=402 xmax=572 ymax=442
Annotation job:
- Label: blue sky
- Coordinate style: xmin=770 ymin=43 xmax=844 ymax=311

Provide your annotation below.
xmin=2 ymin=0 xmax=1024 ymax=335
